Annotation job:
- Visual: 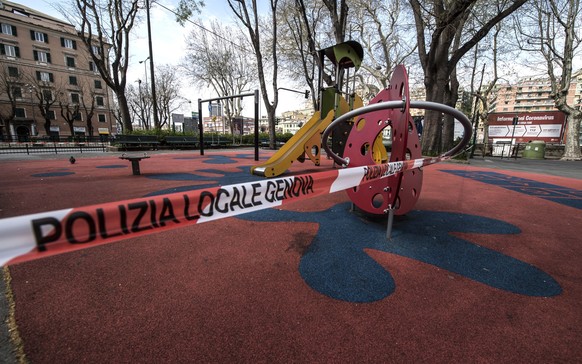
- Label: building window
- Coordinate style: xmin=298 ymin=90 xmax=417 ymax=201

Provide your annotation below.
xmin=69 ymin=76 xmax=77 ymax=85
xmin=66 ymin=56 xmax=76 ymax=68
xmin=36 ymin=71 xmax=54 ymax=82
xmin=98 ymin=114 xmax=106 ymax=123
xmin=73 ymin=112 xmax=82 ymax=121
xmin=42 ymin=89 xmax=53 ymax=101
xmin=30 ymin=30 xmax=49 ymax=43
xmin=71 ymin=93 xmax=80 ymax=104
xmin=0 ymin=44 xmax=20 ymax=58
xmin=0 ymin=23 xmax=17 ymax=36
xmin=89 ymin=61 xmax=98 ymax=72
xmin=33 ymin=50 xmax=51 ymax=63
xmin=91 ymin=45 xmax=101 ymax=55
xmin=60 ymin=37 xmax=77 ymax=49
xmin=47 ymin=110 xmax=56 ymax=120
xmin=15 ymin=108 xmax=25 ymax=118
xmin=96 ymin=96 xmax=104 ymax=106
xmin=94 ymin=80 xmax=102 ymax=89
xmin=8 ymin=66 xmax=19 ymax=77
xmin=12 ymin=86 xmax=22 ymax=98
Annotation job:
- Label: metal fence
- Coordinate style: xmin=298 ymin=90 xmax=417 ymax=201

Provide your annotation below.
xmin=0 ymin=141 xmax=108 ymax=155
xmin=0 ymin=135 xmax=110 ymax=155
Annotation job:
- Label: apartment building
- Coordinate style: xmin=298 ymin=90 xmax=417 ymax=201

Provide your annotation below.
xmin=486 ymin=70 xmax=582 ymax=145
xmin=278 ymin=106 xmax=314 ymax=135
xmin=491 ymin=70 xmax=582 ymax=113
xmin=0 ymin=0 xmax=116 ymax=141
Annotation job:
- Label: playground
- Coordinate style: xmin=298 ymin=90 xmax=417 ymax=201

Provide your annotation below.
xmin=0 ymin=149 xmax=581 ymax=362
xmin=1 ymin=42 xmax=581 ymax=362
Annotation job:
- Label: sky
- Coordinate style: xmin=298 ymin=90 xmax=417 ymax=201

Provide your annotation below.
xmin=11 ymin=0 xmax=582 ymax=117
xmin=10 ymin=0 xmax=307 ymax=118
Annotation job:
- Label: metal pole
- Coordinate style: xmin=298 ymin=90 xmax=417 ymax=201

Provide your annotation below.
xmin=145 ymin=0 xmax=159 ymax=130
xmin=254 ymin=89 xmax=259 ymax=161
xmin=198 ymin=98 xmax=204 ymax=156
xmin=386 ymin=206 xmax=395 ymax=240
xmin=509 ymin=115 xmax=518 ymax=158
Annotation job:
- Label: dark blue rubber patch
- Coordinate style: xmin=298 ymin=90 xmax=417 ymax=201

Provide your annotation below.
xmin=442 ymin=170 xmax=582 ymax=209
xmin=31 ymin=172 xmax=75 ymax=177
xmin=144 ymin=166 xmax=262 ymax=196
xmin=239 ymin=202 xmax=562 ymax=302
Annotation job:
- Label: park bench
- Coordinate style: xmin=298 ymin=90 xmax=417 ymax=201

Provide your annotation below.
xmin=260 ymin=139 xmax=285 ymax=148
xmin=165 ymin=136 xmax=199 ymax=149
xmin=115 ymin=135 xmax=160 ymax=150
xmin=210 ymin=139 xmax=231 ymax=148
xmin=119 ymin=153 xmax=150 ymax=175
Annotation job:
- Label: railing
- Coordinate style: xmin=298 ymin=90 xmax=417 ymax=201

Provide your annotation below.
xmin=0 ymin=136 xmax=109 ymax=155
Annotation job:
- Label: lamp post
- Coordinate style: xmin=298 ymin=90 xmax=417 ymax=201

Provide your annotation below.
xmin=501 ymin=114 xmax=519 ymax=159
xmin=136 ymin=79 xmax=144 ymax=129
xmin=187 ymin=100 xmax=192 ymax=134
xmin=139 ymin=57 xmax=149 ymax=90
xmin=510 ymin=114 xmax=519 ymax=158
xmin=27 ymin=84 xmax=36 ymax=137
xmin=145 ymin=0 xmax=159 ymax=130
xmin=277 ymin=87 xmax=310 ymax=99
xmin=138 ymin=57 xmax=149 ymax=129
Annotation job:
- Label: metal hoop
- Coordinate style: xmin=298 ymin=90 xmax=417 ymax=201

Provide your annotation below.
xmin=321 ymin=100 xmax=473 ymax=166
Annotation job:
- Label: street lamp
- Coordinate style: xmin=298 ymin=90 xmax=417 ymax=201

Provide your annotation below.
xmin=501 ymin=113 xmax=519 ymax=159
xmin=27 ymin=84 xmax=36 ymax=137
xmin=136 ymin=79 xmax=144 ymax=129
xmin=139 ymin=57 xmax=150 ymax=92
xmin=144 ymin=0 xmax=159 ymax=129
xmin=277 ymin=87 xmax=310 ymax=99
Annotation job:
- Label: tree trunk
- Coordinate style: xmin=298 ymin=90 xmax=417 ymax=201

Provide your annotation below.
xmin=421 ymin=67 xmax=451 ymax=155
xmin=442 ymin=71 xmax=460 ymax=152
xmin=267 ymin=107 xmax=277 ymax=149
xmin=43 ymin=117 xmax=51 ymax=136
xmin=116 ymin=91 xmax=133 ymax=132
xmin=562 ymin=112 xmax=582 ymax=160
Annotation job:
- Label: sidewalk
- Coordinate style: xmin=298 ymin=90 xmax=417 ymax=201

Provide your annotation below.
xmin=467 ymin=156 xmax=582 ymax=180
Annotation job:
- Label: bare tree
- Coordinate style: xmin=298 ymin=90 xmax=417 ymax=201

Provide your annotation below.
xmin=280 ymin=0 xmax=351 ymax=109
xmin=409 ymin=0 xmax=527 ymax=155
xmin=126 ymin=82 xmax=151 ymax=130
xmin=0 ymin=65 xmax=24 ymax=140
xmin=350 ymin=0 xmax=416 ymax=90
xmin=228 ymin=0 xmax=280 ymax=148
xmin=277 ymin=0 xmax=323 ymax=108
xmin=181 ymin=20 xmax=254 ymax=136
xmin=59 ymin=0 xmax=140 ymax=132
xmin=466 ymin=25 xmax=503 ymax=156
xmin=321 ymin=0 xmax=348 ymax=44
xmin=58 ymin=93 xmax=82 ymax=138
xmin=155 ymin=65 xmax=185 ymax=130
xmin=78 ymin=79 xmax=97 ymax=137
xmin=516 ymin=0 xmax=581 ymax=160
xmin=26 ymin=73 xmax=63 ymax=136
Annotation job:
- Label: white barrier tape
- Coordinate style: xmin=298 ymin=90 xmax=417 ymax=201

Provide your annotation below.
xmin=0 ymin=155 xmax=449 ymax=266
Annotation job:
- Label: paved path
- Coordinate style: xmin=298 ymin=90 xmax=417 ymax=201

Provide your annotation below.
xmin=468 ymin=157 xmax=582 ymax=180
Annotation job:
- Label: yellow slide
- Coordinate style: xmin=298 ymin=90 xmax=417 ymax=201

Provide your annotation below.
xmin=251 ymin=93 xmax=387 ymax=178
xmin=251 ymin=109 xmax=335 ymax=177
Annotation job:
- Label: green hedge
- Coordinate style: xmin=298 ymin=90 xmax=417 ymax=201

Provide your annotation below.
xmin=121 ymin=130 xmax=294 ymax=145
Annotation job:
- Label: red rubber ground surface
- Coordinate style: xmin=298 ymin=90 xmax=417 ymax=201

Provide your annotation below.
xmin=1 ymin=150 xmax=581 ymax=363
